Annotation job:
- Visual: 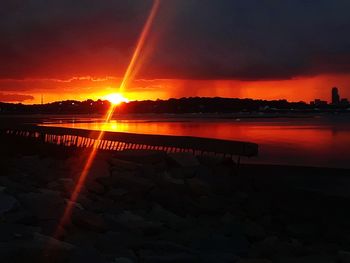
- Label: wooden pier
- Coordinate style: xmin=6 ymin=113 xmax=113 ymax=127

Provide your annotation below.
xmin=0 ymin=125 xmax=258 ymax=159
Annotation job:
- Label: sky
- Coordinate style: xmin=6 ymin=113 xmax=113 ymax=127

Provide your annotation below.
xmin=1 ymin=0 xmax=350 ymax=104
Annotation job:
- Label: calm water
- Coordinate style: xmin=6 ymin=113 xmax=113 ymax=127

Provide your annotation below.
xmin=44 ymin=115 xmax=350 ymax=168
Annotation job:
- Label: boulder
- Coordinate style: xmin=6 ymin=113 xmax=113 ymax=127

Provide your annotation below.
xmin=139 ymin=251 xmax=197 ymax=263
xmin=18 ymin=191 xmax=65 ymax=220
xmin=87 ymin=181 xmax=105 ymax=195
xmin=186 ymin=178 xmax=212 ymax=196
xmin=149 ymin=204 xmax=189 ymax=230
xmin=115 ymin=211 xmax=164 ymax=236
xmin=72 ymin=210 xmax=108 ymax=232
xmin=191 ymin=234 xmax=250 ymax=256
xmin=114 ymin=150 xmax=167 ymax=165
xmin=338 ymin=250 xmax=350 ymax=263
xmin=108 ymin=171 xmax=154 ymax=194
xmin=243 ymin=219 xmax=266 ymax=240
xmin=199 ymin=253 xmax=237 ymax=263
xmin=110 ymin=158 xmax=142 ymax=171
xmin=237 ymin=259 xmax=272 ymax=263
xmin=168 ymin=153 xmax=200 ymax=168
xmin=0 ymin=193 xmax=18 ymax=215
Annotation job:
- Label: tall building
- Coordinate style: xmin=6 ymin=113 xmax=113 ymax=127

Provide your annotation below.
xmin=332 ymin=87 xmax=340 ymax=104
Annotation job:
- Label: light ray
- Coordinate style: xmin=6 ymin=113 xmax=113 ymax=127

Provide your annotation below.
xmin=52 ymin=0 xmax=161 ymax=241
xmin=107 ymin=0 xmax=160 ymax=121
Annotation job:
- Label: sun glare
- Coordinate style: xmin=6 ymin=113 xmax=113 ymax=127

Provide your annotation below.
xmin=104 ymin=93 xmax=129 ymax=105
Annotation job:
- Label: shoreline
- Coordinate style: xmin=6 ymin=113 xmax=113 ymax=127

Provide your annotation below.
xmin=1 ymin=142 xmax=350 ymax=262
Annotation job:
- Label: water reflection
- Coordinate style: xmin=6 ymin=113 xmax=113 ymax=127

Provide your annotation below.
xmin=44 ymin=117 xmax=350 ymax=168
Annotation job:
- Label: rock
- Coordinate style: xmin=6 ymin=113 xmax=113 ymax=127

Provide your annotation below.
xmin=18 ymin=191 xmax=65 ymax=220
xmin=33 ymin=232 xmax=75 ymax=250
xmin=274 ymin=255 xmax=335 ymax=263
xmin=108 ymin=171 xmax=154 ymax=194
xmin=114 ymin=150 xmax=167 ymax=165
xmin=186 ymin=178 xmax=212 ymax=196
xmin=199 ymin=253 xmax=237 ymax=263
xmin=115 ymin=211 xmax=164 ymax=236
xmin=162 ymin=171 xmax=185 ymax=185
xmin=149 ymin=204 xmax=189 ymax=230
xmin=114 ymin=257 xmax=135 ymax=263
xmin=107 ymin=188 xmax=129 ymax=199
xmin=168 ymin=153 xmax=200 ymax=168
xmin=139 ymin=250 xmax=197 ymax=263
xmin=0 ymin=232 xmax=75 ymax=262
xmin=95 ymin=232 xmax=140 ymax=253
xmin=72 ymin=210 xmax=107 ymax=232
xmin=338 ymin=250 xmax=350 ymax=263
xmin=67 ymin=246 xmax=104 ymax=263
xmin=237 ymin=259 xmax=272 ymax=263
xmin=251 ymin=236 xmax=305 ymax=259
xmin=110 ymin=158 xmax=142 ymax=171
xmin=243 ymin=219 xmax=266 ymax=240
xmin=87 ymin=181 xmax=105 ymax=195
xmin=286 ymin=223 xmax=318 ymax=238
xmin=191 ymin=234 xmax=249 ymax=256
xmin=0 ymin=193 xmax=18 ymax=215
xmin=89 ymin=159 xmax=111 ymax=180
xmin=0 ymin=223 xmax=40 ymax=242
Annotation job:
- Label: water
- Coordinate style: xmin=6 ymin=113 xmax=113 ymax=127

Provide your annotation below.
xmin=44 ymin=115 xmax=350 ymax=169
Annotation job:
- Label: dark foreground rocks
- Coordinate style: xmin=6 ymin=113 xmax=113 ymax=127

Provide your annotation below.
xmin=1 ymin=149 xmax=350 ymax=262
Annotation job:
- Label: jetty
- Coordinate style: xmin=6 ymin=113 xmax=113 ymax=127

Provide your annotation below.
xmin=0 ymin=124 xmax=258 ymax=163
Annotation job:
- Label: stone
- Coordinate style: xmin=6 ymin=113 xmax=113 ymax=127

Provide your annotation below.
xmin=286 ymin=223 xmax=318 ymax=238
xmin=95 ymin=232 xmax=140 ymax=253
xmin=18 ymin=191 xmax=65 ymax=220
xmin=115 ymin=211 xmax=164 ymax=236
xmin=243 ymin=219 xmax=266 ymax=240
xmin=168 ymin=153 xmax=200 ymax=168
xmin=85 ymin=159 xmax=110 ymax=181
xmin=109 ymin=171 xmax=154 ymax=194
xmin=186 ymin=178 xmax=212 ymax=196
xmin=199 ymin=253 xmax=237 ymax=263
xmin=114 ymin=257 xmax=135 ymax=263
xmin=72 ymin=210 xmax=108 ymax=232
xmin=274 ymin=255 xmax=335 ymax=263
xmin=0 ymin=223 xmax=40 ymax=242
xmin=237 ymin=259 xmax=272 ymax=263
xmin=114 ymin=150 xmax=167 ymax=165
xmin=191 ymin=234 xmax=250 ymax=256
xmin=87 ymin=181 xmax=105 ymax=195
xmin=107 ymin=188 xmax=129 ymax=199
xmin=110 ymin=158 xmax=142 ymax=171
xmin=33 ymin=232 xmax=75 ymax=250
xmin=0 ymin=193 xmax=18 ymax=215
xmin=139 ymin=250 xmax=197 ymax=263
xmin=67 ymin=246 xmax=104 ymax=263
xmin=162 ymin=171 xmax=185 ymax=185
xmin=338 ymin=250 xmax=350 ymax=263
xmin=149 ymin=204 xmax=189 ymax=230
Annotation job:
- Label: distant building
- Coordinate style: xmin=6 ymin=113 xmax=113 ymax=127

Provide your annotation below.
xmin=340 ymin=98 xmax=349 ymax=105
xmin=332 ymin=87 xmax=340 ymax=104
xmin=314 ymin=99 xmax=327 ymax=106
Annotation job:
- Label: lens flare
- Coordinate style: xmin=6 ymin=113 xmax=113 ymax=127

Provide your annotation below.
xmin=52 ymin=0 xmax=161 ymax=241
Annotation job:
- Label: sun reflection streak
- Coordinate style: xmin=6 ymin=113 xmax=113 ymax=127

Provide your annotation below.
xmin=52 ymin=0 xmax=161 ymax=241
xmin=107 ymin=0 xmax=160 ymax=121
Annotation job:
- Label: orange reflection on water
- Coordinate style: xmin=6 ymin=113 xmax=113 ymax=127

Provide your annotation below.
xmin=46 ymin=118 xmax=350 ymax=168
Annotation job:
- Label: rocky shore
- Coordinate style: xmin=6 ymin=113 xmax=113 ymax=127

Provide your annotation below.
xmin=1 ymin=148 xmax=350 ymax=263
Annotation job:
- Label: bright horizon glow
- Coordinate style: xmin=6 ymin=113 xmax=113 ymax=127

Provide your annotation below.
xmin=103 ymin=93 xmax=129 ymax=105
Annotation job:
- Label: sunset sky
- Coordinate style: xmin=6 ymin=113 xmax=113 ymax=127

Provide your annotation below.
xmin=1 ymin=0 xmax=350 ymax=104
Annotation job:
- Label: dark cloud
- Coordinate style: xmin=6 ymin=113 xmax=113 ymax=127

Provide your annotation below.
xmin=1 ymin=0 xmax=350 ymax=80
xmin=0 ymin=93 xmax=34 ymax=102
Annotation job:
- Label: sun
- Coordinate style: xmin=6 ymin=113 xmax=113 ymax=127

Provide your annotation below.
xmin=104 ymin=93 xmax=129 ymax=105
